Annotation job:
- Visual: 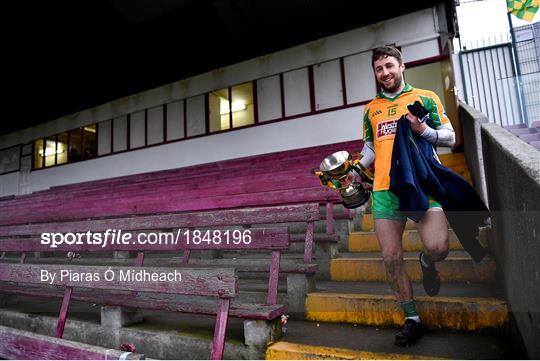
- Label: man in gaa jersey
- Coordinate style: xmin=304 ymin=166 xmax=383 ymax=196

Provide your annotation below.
xmin=358 ymin=46 xmax=456 ymax=346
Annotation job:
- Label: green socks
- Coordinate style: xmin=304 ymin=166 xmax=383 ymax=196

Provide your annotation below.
xmin=400 ymin=300 xmax=421 ymax=322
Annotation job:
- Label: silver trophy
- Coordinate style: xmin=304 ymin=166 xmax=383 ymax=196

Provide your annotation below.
xmin=316 ymin=151 xmax=373 ymax=209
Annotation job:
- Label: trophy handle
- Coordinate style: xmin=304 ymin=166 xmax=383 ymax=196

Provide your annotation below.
xmin=352 ymin=160 xmax=374 ymax=185
xmin=313 ymin=169 xmax=339 ymax=189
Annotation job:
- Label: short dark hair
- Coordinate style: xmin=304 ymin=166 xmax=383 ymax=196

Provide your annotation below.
xmin=372 ymin=46 xmax=403 ymax=68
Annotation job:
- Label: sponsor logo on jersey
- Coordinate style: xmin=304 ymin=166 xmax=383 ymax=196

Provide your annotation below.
xmin=371 ymin=109 xmax=382 ymax=118
xmin=376 ymin=119 xmax=398 ymax=140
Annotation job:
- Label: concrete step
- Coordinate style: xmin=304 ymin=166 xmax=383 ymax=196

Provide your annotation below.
xmin=305 ymin=292 xmax=507 ymax=331
xmin=438 ymin=152 xmax=466 ymax=166
xmin=331 ymin=251 xmax=496 ymax=283
xmin=314 ymin=280 xmax=504 ymax=298
xmin=348 ymin=229 xmax=463 ymax=252
xmin=306 ymin=281 xmax=507 ymax=332
xmin=359 ymin=213 xmax=375 ymax=231
xmin=444 ymin=162 xmax=469 ymax=173
xmin=267 ymin=319 xmax=510 ymax=359
xmin=449 ymin=162 xmax=467 ymax=171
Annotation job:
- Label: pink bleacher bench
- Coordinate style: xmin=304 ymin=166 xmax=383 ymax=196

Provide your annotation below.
xmin=0 ymin=141 xmax=365 ymax=286
xmin=0 ymin=188 xmax=349 ymax=260
xmin=0 ymin=203 xmax=320 ymax=307
xmin=0 ymin=141 xmax=361 ymax=239
xmin=41 ymin=140 xmax=363 ymax=194
xmin=504 ymin=123 xmax=528 ymax=130
xmin=0 ymin=264 xmax=235 ymax=360
xmin=519 ymin=133 xmax=540 ymax=143
xmin=0 ymin=204 xmax=323 ymax=358
xmin=509 ymin=127 xmax=538 ymax=135
xmin=0 ymin=325 xmax=145 ymax=360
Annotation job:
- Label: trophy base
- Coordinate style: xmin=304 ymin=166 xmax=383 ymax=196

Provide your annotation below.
xmin=342 ymin=191 xmax=371 ymax=209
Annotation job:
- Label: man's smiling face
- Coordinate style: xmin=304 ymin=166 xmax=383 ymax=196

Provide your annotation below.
xmin=373 ymin=55 xmax=405 ymax=93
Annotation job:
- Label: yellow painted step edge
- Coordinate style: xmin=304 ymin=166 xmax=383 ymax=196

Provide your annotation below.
xmin=266 ymin=341 xmax=438 ymax=360
xmin=306 ymin=293 xmax=508 ymax=331
xmin=330 ymin=257 xmax=496 ymax=283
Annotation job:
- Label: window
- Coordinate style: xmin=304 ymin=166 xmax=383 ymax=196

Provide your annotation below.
xmin=209 ymin=82 xmax=254 ymax=132
xmin=32 ymin=124 xmax=97 ymax=170
xmin=82 ymin=125 xmax=97 ymax=160
xmin=56 ymin=132 xmax=69 ymax=165
xmin=166 ymin=100 xmax=185 ymax=141
xmin=405 ymin=62 xmax=446 ymax=109
xmin=257 ymin=75 xmax=282 ymax=122
xmin=130 ymin=111 xmax=145 ymax=149
xmin=0 ymin=146 xmax=21 ymax=174
xmin=313 ymin=59 xmax=343 ymax=110
xmin=344 ymin=52 xmax=377 ymax=104
xmin=209 ymin=88 xmax=230 ymax=132
xmin=283 ymin=69 xmax=310 ymax=116
xmin=186 ymin=95 xmax=206 ymax=137
xmin=147 ymin=107 xmax=164 ymax=145
xmin=34 ymin=139 xmax=44 ymax=169
xmin=44 ymin=137 xmax=57 ymax=167
xmin=69 ymin=128 xmax=82 ymax=162
xmin=112 ymin=116 xmax=128 ymax=152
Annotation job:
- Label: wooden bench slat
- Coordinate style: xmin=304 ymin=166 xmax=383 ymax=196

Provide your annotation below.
xmin=0 ymin=264 xmax=237 ymax=297
xmin=290 ymin=233 xmax=339 ymax=242
xmin=0 ymin=204 xmax=319 ymax=236
xmin=2 ymin=170 xmax=321 ymax=212
xmin=0 ymin=255 xmax=319 ymax=275
xmin=5 ymin=174 xmax=330 ymax=211
xmin=165 ymin=258 xmax=319 ymax=274
xmin=12 ymin=159 xmax=322 ymax=200
xmin=0 ymin=283 xmax=285 ymax=320
xmin=1 ymin=188 xmax=337 ymax=225
xmin=0 ymin=325 xmax=145 ymax=360
xmin=4 ymin=149 xmax=323 ymax=196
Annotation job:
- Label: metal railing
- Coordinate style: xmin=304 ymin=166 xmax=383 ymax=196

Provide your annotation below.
xmin=456 ymin=23 xmax=540 ymax=127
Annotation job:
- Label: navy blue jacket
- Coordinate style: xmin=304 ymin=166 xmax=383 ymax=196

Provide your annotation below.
xmin=389 ymin=116 xmax=489 ymax=262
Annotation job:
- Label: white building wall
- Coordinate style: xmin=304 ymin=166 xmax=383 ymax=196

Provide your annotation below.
xmin=0 ymin=7 xmax=445 ymax=195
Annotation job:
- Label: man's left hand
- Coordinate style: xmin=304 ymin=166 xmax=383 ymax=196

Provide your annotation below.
xmin=406 ymin=112 xmax=428 ymax=134
xmin=406 ymin=101 xmax=429 ymax=135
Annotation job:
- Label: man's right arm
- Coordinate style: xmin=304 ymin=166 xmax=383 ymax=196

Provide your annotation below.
xmin=360 ymin=107 xmax=375 ymax=168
